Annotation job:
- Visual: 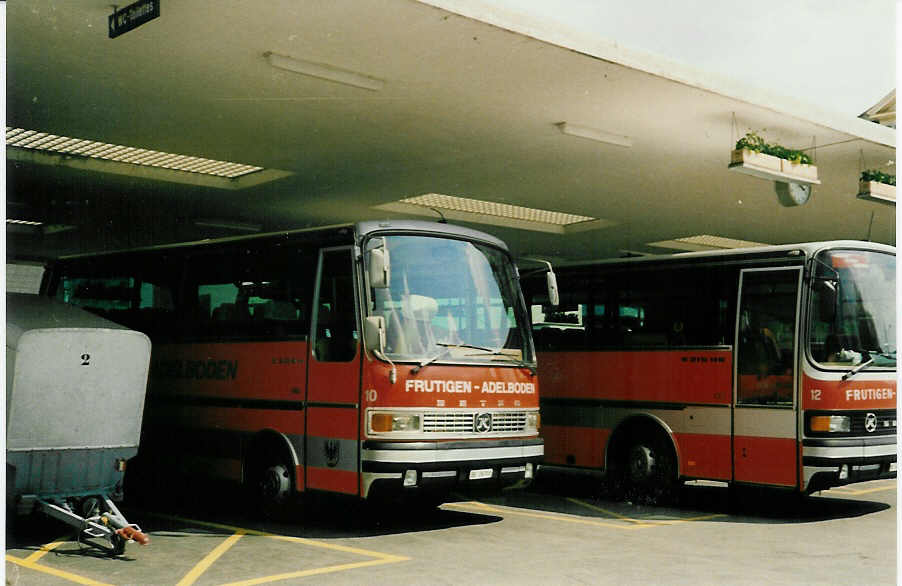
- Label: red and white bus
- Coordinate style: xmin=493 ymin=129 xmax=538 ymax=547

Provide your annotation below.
xmin=43 ymin=221 xmax=543 ymax=512
xmin=522 ymin=241 xmax=895 ymax=502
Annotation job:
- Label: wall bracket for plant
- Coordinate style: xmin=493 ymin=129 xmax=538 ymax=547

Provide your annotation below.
xmin=728 ymin=132 xmax=820 ymax=187
xmin=857 ymin=169 xmax=896 ymax=205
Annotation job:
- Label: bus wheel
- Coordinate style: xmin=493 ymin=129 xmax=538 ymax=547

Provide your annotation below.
xmin=248 ymin=449 xmax=296 ymax=520
xmin=618 ymin=428 xmax=677 ymax=505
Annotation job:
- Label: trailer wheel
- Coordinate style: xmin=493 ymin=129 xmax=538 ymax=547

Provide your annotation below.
xmin=110 ymin=533 xmax=127 ymax=556
xmin=612 ymin=424 xmax=678 ymax=505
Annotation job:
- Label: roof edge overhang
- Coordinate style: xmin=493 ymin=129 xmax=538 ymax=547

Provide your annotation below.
xmin=419 ymin=0 xmax=895 ymax=148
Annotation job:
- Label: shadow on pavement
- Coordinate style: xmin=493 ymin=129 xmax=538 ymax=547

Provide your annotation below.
xmin=496 ymin=468 xmax=893 ymax=525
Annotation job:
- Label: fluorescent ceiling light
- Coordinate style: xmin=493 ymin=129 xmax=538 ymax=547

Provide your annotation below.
xmin=6 ymin=127 xmax=264 ymax=179
xmin=374 ymin=193 xmax=614 ymax=235
xmin=264 ymin=51 xmax=384 ymax=91
xmin=648 ymin=234 xmax=768 ymax=252
xmin=194 ymin=218 xmax=262 ymax=233
xmin=555 ymin=122 xmax=632 ymax=148
xmin=6 ymin=218 xmax=75 ymax=236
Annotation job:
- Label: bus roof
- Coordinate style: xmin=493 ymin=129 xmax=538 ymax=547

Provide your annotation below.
xmin=356 ymin=220 xmax=508 ymax=251
xmin=57 ymin=220 xmax=509 ymax=260
xmin=531 ymin=240 xmax=895 ymax=272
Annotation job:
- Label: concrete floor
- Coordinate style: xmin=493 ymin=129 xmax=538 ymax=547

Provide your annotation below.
xmin=5 ymin=475 xmax=896 ymax=585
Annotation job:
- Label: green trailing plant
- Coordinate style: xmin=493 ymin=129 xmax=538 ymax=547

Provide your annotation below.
xmin=860 ymin=169 xmax=895 ymax=186
xmin=735 ymin=131 xmax=812 ymax=165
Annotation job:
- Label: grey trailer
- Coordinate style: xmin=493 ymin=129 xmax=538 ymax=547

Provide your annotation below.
xmin=6 ymin=293 xmax=152 ymax=554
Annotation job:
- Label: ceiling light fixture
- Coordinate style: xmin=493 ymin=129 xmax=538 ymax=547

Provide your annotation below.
xmin=194 ymin=218 xmax=262 ymax=233
xmin=648 ymin=234 xmax=768 ymax=252
xmin=6 ymin=219 xmax=44 ymax=226
xmin=264 ymin=51 xmax=384 ymax=91
xmin=555 ymin=122 xmax=632 ymax=148
xmin=374 ymin=193 xmax=614 ymax=234
xmin=6 ymin=127 xmax=292 ymax=189
xmin=6 ymin=127 xmax=264 ymax=179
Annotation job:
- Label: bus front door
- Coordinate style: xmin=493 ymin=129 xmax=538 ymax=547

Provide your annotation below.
xmin=305 ymin=247 xmax=362 ymax=495
xmin=733 ymin=267 xmax=802 ymax=488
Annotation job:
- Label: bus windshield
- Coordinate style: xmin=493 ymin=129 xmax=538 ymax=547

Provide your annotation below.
xmin=808 ymin=249 xmax=896 ymax=368
xmin=367 ymin=235 xmax=532 ymax=364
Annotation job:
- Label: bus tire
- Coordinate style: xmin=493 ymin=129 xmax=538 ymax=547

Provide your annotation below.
xmin=612 ymin=423 xmax=678 ymax=506
xmin=246 ymin=437 xmax=297 ymax=520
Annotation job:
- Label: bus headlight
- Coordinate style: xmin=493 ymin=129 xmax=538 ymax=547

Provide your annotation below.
xmin=370 ymin=412 xmax=422 ymax=433
xmin=809 ymin=415 xmax=851 ymax=433
xmin=526 ymin=412 xmax=540 ymax=431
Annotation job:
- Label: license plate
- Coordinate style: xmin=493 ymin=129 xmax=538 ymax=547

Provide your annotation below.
xmin=469 ymin=468 xmax=493 ymax=480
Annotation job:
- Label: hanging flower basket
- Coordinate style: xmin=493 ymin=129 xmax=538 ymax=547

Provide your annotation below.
xmin=857 ymin=170 xmax=896 ymax=204
xmin=728 ymin=133 xmax=820 ymax=185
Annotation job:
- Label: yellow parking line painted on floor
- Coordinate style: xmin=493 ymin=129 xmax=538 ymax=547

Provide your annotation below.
xmin=444 ymin=501 xmax=649 ymax=530
xmin=828 ymin=483 xmax=896 ymax=496
xmin=154 ymin=513 xmax=410 ymax=562
xmin=566 ymin=498 xmax=727 ymax=525
xmin=176 ymin=529 xmax=246 ymax=586
xmin=565 ymin=498 xmax=646 ymax=524
xmin=147 ymin=513 xmax=409 ymax=584
xmin=221 ymin=557 xmax=408 ymax=586
xmin=23 ymin=535 xmax=70 ymax=563
xmin=6 ymin=554 xmax=114 ymax=586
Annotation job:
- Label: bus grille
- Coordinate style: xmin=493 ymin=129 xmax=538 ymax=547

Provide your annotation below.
xmin=422 ymin=411 xmax=529 ymax=433
xmin=850 ymin=409 xmax=897 ymax=436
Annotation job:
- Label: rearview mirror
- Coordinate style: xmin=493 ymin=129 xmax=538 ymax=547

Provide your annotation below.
xmin=364 ymin=315 xmax=386 ymax=354
xmin=367 ymin=241 xmax=390 ymax=289
xmin=817 ymin=279 xmax=838 ymax=321
xmin=546 ymin=270 xmax=560 ymax=307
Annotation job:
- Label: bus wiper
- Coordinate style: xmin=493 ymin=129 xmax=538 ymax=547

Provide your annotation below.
xmin=413 ymin=342 xmax=536 ymax=375
xmin=412 ymin=342 xmax=495 ymax=374
xmin=483 ymin=353 xmax=537 ymax=376
xmin=410 ymin=347 xmax=451 ymax=374
xmin=842 ymin=358 xmax=875 ymax=381
xmin=436 ymin=341 xmax=496 ymax=352
xmin=457 ymin=345 xmax=537 ymax=375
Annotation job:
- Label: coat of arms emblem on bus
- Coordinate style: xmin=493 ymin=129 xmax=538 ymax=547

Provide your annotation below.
xmin=324 ymin=440 xmax=341 ymax=467
xmin=865 ymin=412 xmax=878 ymax=433
xmin=474 ymin=412 xmax=493 ymax=433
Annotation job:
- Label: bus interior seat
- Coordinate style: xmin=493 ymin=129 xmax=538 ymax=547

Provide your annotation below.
xmin=623 ymin=332 xmax=668 ymax=347
xmin=255 ymin=300 xmax=297 ymax=321
xmin=212 ymin=302 xmax=250 ymax=321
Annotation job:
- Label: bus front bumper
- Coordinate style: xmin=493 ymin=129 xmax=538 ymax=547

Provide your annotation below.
xmin=802 ymin=436 xmax=896 ymax=493
xmin=361 ymin=438 xmax=544 ymax=499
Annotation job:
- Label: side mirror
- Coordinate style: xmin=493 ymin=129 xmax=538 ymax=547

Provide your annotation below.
xmin=817 ymin=279 xmax=838 ymax=321
xmin=367 ymin=244 xmax=390 ymax=289
xmin=364 ymin=315 xmax=386 ymax=354
xmin=546 ymin=270 xmax=559 ymax=307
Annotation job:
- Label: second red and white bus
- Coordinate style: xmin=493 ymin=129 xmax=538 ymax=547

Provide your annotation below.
xmin=523 ymin=241 xmax=895 ymax=502
xmin=43 ymin=220 xmax=544 ymax=512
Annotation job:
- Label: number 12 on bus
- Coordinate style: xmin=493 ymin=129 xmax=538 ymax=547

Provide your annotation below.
xmin=524 ymin=240 xmax=895 ymax=501
xmin=46 ymin=221 xmax=544 ymax=512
